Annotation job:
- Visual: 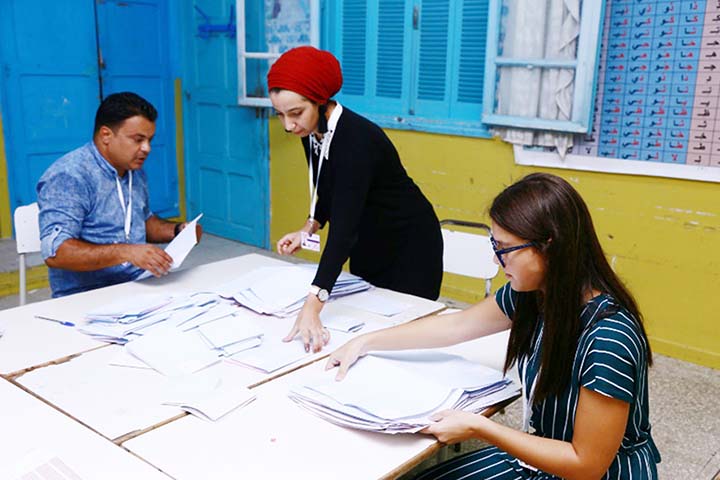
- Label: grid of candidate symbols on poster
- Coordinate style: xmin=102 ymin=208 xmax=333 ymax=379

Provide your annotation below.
xmin=575 ymin=0 xmax=720 ymax=168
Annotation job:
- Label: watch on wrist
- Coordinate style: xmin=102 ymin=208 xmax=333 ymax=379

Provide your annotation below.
xmin=309 ymin=285 xmax=330 ymax=302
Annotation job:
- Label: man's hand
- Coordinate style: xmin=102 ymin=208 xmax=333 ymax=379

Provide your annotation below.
xmin=175 ymin=222 xmax=203 ymax=242
xmin=125 ymin=244 xmax=173 ymax=277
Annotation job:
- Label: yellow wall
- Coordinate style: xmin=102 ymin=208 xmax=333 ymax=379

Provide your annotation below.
xmin=269 ymin=117 xmax=720 ymax=369
xmin=0 ymin=109 xmax=12 ymax=237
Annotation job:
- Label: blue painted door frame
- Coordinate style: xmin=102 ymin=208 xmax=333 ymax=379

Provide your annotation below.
xmin=0 ymin=0 xmax=178 ymax=218
xmin=180 ymin=0 xmax=269 ymax=247
xmin=96 ymin=0 xmax=179 ymax=218
xmin=0 ymin=1 xmax=100 ymax=214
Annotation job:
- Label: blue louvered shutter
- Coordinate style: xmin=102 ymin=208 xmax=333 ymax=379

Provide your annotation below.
xmin=374 ymin=0 xmax=412 ymax=114
xmin=331 ymin=0 xmax=412 ymax=116
xmin=413 ymin=0 xmax=451 ymax=117
xmin=414 ymin=0 xmax=488 ymax=123
xmin=325 ymin=0 xmax=490 ymax=137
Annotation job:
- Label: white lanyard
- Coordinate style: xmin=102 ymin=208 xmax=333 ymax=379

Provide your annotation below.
xmin=517 ymin=357 xmax=540 ymax=473
xmin=521 ymin=321 xmax=544 ymax=432
xmin=115 ymin=170 xmax=133 ymax=240
xmin=521 ymin=362 xmax=539 ymax=433
xmin=307 ymin=103 xmax=343 ymax=220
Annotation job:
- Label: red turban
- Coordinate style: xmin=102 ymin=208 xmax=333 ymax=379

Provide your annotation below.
xmin=267 ymin=46 xmax=343 ymax=104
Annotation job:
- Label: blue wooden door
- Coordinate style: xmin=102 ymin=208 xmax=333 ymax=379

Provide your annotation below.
xmin=181 ymin=1 xmax=269 ymax=247
xmin=95 ymin=0 xmax=179 ymax=217
xmin=0 ymin=0 xmax=100 ymax=213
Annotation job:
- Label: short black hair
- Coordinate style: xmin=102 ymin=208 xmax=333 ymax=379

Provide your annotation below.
xmin=93 ymin=92 xmax=157 ymax=134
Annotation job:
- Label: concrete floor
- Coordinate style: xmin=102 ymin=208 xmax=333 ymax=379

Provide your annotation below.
xmin=1 ymin=234 xmax=718 ymax=479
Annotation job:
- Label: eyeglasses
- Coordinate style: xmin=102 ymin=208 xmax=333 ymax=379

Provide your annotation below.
xmin=490 ymin=236 xmax=537 ymax=267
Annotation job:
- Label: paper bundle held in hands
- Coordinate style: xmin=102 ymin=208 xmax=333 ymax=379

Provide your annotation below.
xmin=288 ymin=351 xmax=520 ymax=434
xmin=215 ymin=264 xmax=372 ymax=317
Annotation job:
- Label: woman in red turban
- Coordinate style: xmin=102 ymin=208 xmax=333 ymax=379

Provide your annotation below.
xmin=268 ymin=46 xmax=443 ymax=353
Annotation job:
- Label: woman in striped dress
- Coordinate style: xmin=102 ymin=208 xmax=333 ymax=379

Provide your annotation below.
xmin=327 ymin=173 xmax=660 ymax=479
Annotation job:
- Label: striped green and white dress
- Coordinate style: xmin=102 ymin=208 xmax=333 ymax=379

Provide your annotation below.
xmin=417 ymin=283 xmax=661 ymax=480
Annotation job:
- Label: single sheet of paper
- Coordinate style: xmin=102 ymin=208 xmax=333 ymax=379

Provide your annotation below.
xmin=166 ymin=213 xmax=203 ymax=269
xmin=136 ymin=213 xmax=203 ymax=280
xmin=125 ymin=326 xmax=220 ymax=376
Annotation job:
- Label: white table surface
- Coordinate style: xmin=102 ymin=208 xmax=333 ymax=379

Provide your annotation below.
xmin=0 ymin=377 xmax=169 ymax=479
xmin=123 ymin=331 xmax=517 ymax=480
xmin=124 ymin=358 xmax=437 ymax=480
xmin=12 ymin=253 xmax=445 ymax=441
xmin=0 ymin=254 xmax=289 ymax=376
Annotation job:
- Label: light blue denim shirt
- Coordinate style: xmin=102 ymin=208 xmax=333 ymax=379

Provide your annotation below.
xmin=37 ymin=142 xmax=152 ymax=297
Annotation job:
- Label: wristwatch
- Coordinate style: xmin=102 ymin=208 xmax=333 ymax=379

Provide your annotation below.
xmin=309 ymin=285 xmax=330 ymax=302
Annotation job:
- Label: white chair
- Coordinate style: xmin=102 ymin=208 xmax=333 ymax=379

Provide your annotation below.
xmin=440 ymin=219 xmax=499 ymax=298
xmin=14 ymin=202 xmax=41 ymax=305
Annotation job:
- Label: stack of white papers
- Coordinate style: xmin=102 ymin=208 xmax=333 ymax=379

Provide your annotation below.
xmin=79 ymin=293 xmax=232 ymax=343
xmin=85 ymin=294 xmax=175 ymax=324
xmin=216 ymin=265 xmax=371 ymax=317
xmin=288 ymin=351 xmax=519 ymax=434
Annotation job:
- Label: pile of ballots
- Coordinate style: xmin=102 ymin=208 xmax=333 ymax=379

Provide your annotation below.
xmin=80 ymin=293 xmax=239 ymax=344
xmin=215 ymin=264 xmax=371 ymax=317
xmin=288 ymin=351 xmax=520 ymax=434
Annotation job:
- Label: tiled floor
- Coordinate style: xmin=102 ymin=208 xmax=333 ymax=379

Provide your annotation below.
xmin=1 ymin=234 xmax=718 ymax=479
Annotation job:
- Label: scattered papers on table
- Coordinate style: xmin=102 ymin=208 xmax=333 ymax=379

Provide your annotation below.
xmin=322 ymin=312 xmax=365 ymax=333
xmin=80 ymin=293 xmax=226 ymax=344
xmin=288 ymin=350 xmax=520 ymax=434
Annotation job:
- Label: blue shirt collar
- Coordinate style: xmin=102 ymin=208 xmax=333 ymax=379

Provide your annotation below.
xmin=88 ymin=141 xmax=122 ymax=179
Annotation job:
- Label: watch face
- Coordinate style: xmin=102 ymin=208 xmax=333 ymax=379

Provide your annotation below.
xmin=318 ymin=288 xmax=330 ymax=302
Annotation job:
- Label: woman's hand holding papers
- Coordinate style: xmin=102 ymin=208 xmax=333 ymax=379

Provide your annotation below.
xmin=283 ymin=294 xmax=329 ymax=353
xmin=422 ymin=409 xmax=490 ymax=444
xmin=325 ymin=336 xmax=368 ymax=380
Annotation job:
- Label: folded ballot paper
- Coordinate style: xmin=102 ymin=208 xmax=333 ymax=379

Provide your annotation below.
xmin=215 ymin=264 xmax=372 ymax=317
xmin=288 ymin=351 xmax=520 ymax=434
xmin=162 ymin=365 xmax=256 ymax=421
xmin=136 ymin=213 xmax=203 ymax=281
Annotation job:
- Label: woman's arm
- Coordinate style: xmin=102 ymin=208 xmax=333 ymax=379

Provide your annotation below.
xmin=426 ymin=386 xmax=629 ymax=480
xmin=326 ymin=295 xmax=512 ymax=379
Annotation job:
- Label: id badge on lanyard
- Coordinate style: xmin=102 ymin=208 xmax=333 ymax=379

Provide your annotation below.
xmin=115 ymin=170 xmax=133 ymax=241
xmin=302 ymin=103 xmax=343 ymax=252
xmin=302 ymin=135 xmax=324 ymax=252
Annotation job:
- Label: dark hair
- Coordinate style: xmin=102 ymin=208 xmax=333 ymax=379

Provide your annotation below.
xmin=93 ymin=92 xmax=157 ymax=134
xmin=491 ymin=173 xmax=652 ymax=402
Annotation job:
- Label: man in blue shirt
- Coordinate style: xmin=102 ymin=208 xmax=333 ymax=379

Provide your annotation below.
xmin=37 ymin=92 xmax=201 ymax=297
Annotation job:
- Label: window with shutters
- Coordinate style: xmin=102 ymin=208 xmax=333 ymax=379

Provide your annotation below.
xmin=323 ymin=0 xmax=491 ymax=137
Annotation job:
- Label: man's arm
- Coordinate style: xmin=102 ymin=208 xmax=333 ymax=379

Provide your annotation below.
xmin=145 ymin=215 xmax=176 ymax=243
xmin=145 ymin=215 xmax=203 ymax=244
xmin=46 ymin=239 xmax=173 ymax=277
